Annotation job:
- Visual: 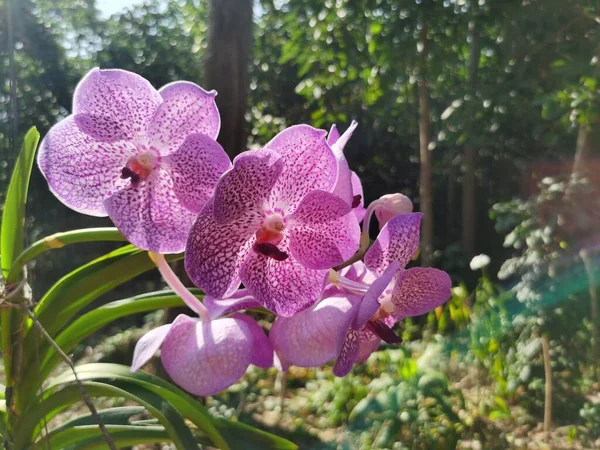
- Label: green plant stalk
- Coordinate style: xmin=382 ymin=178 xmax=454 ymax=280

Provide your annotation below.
xmin=6 ymin=228 xmax=126 ymax=284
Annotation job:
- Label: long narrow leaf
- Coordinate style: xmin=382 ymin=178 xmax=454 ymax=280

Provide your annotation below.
xmin=48 ymin=364 xmax=297 ymax=449
xmin=17 ymin=248 xmax=182 ymax=409
xmin=44 ymin=425 xmax=173 ymax=450
xmin=6 ymin=227 xmax=126 ymax=284
xmin=22 ymin=381 xmax=198 ymax=449
xmin=47 ymin=364 xmax=229 ymax=449
xmin=1 ymin=126 xmax=40 ymax=280
xmin=39 ymin=290 xmax=197 ymax=380
xmin=1 ymin=127 xmax=40 ymax=394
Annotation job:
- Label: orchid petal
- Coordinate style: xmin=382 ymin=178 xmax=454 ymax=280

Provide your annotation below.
xmin=351 ymin=171 xmax=367 ymax=222
xmin=213 ymin=150 xmax=283 ymax=224
xmin=37 ymin=116 xmax=134 ymax=217
xmin=185 ymin=199 xmax=259 ymax=298
xmin=240 ymin=237 xmax=328 ymax=317
xmin=104 ymin=168 xmax=196 ymax=253
xmin=270 ymin=295 xmax=359 ymax=368
xmin=148 ymin=81 xmax=221 ymax=154
xmin=160 ymin=315 xmax=253 ymax=396
xmin=266 ymin=125 xmax=337 ymax=213
xmin=233 ymin=313 xmax=273 ymax=369
xmin=327 ymin=124 xmax=340 ymax=145
xmin=131 ymin=324 xmax=172 ymax=372
xmin=391 ymin=267 xmax=452 ymax=320
xmin=330 ymin=120 xmax=357 ymax=159
xmin=289 ymin=190 xmax=360 ymax=270
xmin=73 ymin=68 xmax=162 ymax=141
xmin=357 ymin=335 xmax=380 ymax=363
xmin=364 ymin=213 xmax=423 ymax=276
xmin=164 ymin=133 xmax=231 ymax=213
xmin=333 ymin=157 xmax=354 ymax=205
xmin=204 ymin=290 xmax=262 ymax=319
xmin=332 ymin=329 xmax=360 ymax=377
xmin=354 ymin=261 xmax=401 ymax=329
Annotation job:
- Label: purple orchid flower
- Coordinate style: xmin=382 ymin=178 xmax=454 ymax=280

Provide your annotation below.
xmin=269 ymin=213 xmax=451 ymax=376
xmin=327 ymin=122 xmax=367 ymax=222
xmin=131 ymin=253 xmax=272 ymax=396
xmin=38 ymin=68 xmax=231 ymax=253
xmin=185 ymin=126 xmax=361 ymax=317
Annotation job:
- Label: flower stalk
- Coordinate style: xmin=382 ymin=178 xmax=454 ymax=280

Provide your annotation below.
xmin=149 ymin=252 xmax=210 ymax=321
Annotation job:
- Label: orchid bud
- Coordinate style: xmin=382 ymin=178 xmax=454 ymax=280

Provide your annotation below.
xmin=374 ymin=193 xmax=413 ymax=229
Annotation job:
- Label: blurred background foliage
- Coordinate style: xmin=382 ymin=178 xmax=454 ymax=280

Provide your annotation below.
xmin=1 ymin=0 xmax=599 ymax=448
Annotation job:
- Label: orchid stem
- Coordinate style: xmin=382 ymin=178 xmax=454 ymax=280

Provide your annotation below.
xmin=148 ymin=252 xmax=210 ymax=321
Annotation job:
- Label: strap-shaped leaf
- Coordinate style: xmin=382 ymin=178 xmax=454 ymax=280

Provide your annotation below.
xmin=46 ymin=364 xmax=229 ymax=449
xmin=6 ymin=227 xmax=126 ymax=284
xmin=17 ymin=248 xmax=182 ymax=408
xmin=39 ymin=290 xmax=198 ymax=381
xmin=45 ymin=425 xmax=173 ymax=450
xmin=1 ymin=127 xmax=40 ymax=395
xmin=1 ymin=126 xmax=40 ymax=280
xmin=24 ymin=381 xmax=198 ymax=450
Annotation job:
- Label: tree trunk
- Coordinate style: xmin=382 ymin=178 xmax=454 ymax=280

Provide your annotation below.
xmin=580 ymin=249 xmax=599 ymax=378
xmin=541 ymin=333 xmax=552 ymax=436
xmin=461 ymin=3 xmax=481 ymax=259
xmin=204 ymin=0 xmax=253 ymax=157
xmin=418 ymin=24 xmax=433 ymax=267
xmin=571 ymin=124 xmax=600 ymax=377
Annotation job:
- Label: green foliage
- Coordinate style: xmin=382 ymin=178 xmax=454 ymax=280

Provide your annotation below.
xmin=348 ymin=353 xmax=465 ymax=449
xmin=1 ymin=127 xmax=40 ymax=280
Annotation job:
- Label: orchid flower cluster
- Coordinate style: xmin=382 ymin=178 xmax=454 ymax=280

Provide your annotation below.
xmin=38 ymin=68 xmax=451 ymax=397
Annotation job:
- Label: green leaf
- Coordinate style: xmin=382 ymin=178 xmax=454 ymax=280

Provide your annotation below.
xmin=22 ymin=381 xmax=199 ymax=450
xmin=1 ymin=126 xmax=40 ymax=280
xmin=43 ymin=425 xmax=174 ymax=450
xmin=213 ymin=418 xmax=298 ymax=450
xmin=51 ymin=406 xmax=146 ymax=431
xmin=39 ymin=290 xmax=195 ymax=381
xmin=47 ymin=364 xmax=229 ymax=450
xmin=17 ymin=247 xmax=182 ymax=409
xmin=48 ymin=364 xmax=296 ymax=449
xmin=6 ymin=227 xmax=126 ymax=284
xmin=1 ymin=127 xmax=40 ymax=391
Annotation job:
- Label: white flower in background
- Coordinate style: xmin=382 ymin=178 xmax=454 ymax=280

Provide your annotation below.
xmin=470 ymin=254 xmax=490 ymax=271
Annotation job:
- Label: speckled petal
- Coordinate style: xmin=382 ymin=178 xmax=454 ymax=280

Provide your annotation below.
xmin=266 ymin=125 xmax=337 ymax=213
xmin=327 ymin=124 xmax=340 ymax=146
xmin=104 ymin=168 xmax=196 ymax=253
xmin=364 ymin=213 xmax=423 ymax=276
xmin=148 ymin=81 xmax=221 ymax=154
xmin=270 ymin=295 xmax=359 ymax=368
xmin=329 ymin=121 xmax=357 ymax=159
xmin=391 ymin=268 xmax=452 ymax=320
xmin=160 ymin=315 xmax=253 ymax=396
xmin=213 ymin=150 xmax=283 ymax=224
xmin=164 ymin=133 xmax=231 ymax=213
xmin=357 ymin=335 xmax=380 ymax=363
xmin=73 ymin=68 xmax=162 ymax=140
xmin=354 ymin=262 xmax=401 ymax=329
xmin=185 ymin=199 xmax=260 ymax=298
xmin=288 ymin=190 xmax=360 ymax=270
xmin=37 ymin=116 xmax=134 ymax=217
xmin=204 ymin=290 xmax=262 ymax=320
xmin=239 ymin=237 xmax=329 ymax=317
xmin=131 ymin=324 xmax=172 ymax=372
xmin=232 ymin=313 xmax=273 ymax=369
xmin=332 ymin=329 xmax=360 ymax=377
xmin=351 ymin=171 xmax=367 ymax=222
xmin=333 ymin=157 xmax=354 ymax=205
